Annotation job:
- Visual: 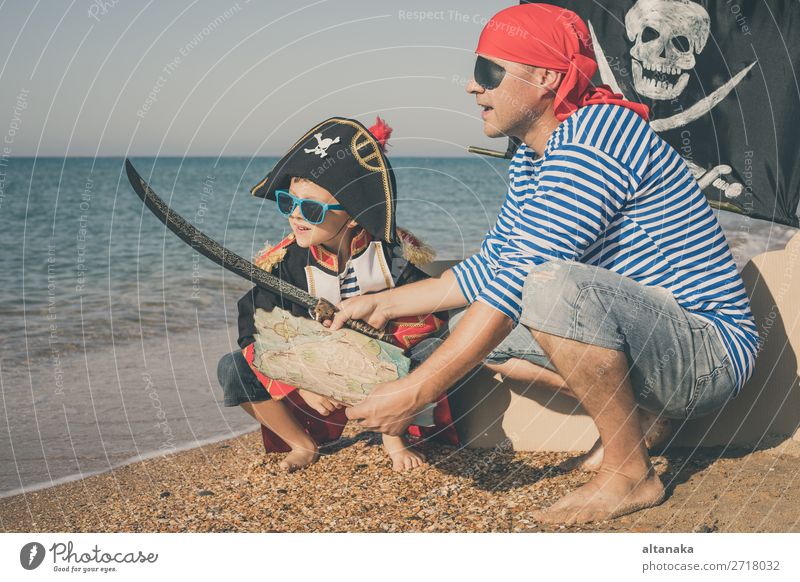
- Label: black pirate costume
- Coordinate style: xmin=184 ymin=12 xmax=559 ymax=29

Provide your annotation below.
xmin=222 ymin=117 xmax=458 ymax=450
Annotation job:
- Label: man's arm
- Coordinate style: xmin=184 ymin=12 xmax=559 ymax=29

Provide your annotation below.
xmin=404 ymin=300 xmax=514 ymax=401
xmin=332 ymin=160 xmax=526 ymax=331
xmin=345 ymin=301 xmax=513 ymax=434
xmin=467 ymin=143 xmax=636 ymax=322
xmin=329 ymin=269 xmax=469 ymax=331
xmin=348 ymin=139 xmax=639 ymax=431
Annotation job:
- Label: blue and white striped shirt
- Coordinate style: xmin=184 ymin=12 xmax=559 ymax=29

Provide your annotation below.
xmin=452 ymin=104 xmax=758 ymax=392
xmin=339 ymin=263 xmax=360 ymax=299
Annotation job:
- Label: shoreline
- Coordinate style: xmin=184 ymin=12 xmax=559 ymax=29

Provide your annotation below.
xmin=0 ymin=426 xmax=257 ymax=501
xmin=0 ymin=324 xmax=258 ymax=497
xmin=2 ymin=428 xmax=799 ymax=533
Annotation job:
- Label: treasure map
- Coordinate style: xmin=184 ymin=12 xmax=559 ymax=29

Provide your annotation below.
xmin=250 ymin=307 xmax=410 ymax=406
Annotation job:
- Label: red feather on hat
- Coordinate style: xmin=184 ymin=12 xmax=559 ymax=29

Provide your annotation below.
xmin=368 ymin=116 xmax=392 ymax=151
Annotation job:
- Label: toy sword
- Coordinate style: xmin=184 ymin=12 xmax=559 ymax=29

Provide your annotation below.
xmin=124 ymin=159 xmax=397 ymax=346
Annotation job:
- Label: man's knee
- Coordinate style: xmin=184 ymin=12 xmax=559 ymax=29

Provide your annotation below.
xmin=485 ymin=356 xmax=543 ymax=378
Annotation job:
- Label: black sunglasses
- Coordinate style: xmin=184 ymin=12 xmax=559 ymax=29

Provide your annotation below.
xmin=474 ymin=56 xmax=507 ymax=90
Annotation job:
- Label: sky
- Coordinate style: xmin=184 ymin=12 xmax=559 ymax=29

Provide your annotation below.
xmin=0 ymin=0 xmax=513 ymax=157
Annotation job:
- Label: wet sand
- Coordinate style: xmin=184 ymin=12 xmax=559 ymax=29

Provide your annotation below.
xmin=2 ymin=427 xmax=799 ymax=533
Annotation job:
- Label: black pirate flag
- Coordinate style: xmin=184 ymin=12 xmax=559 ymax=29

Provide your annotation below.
xmin=526 ymin=0 xmax=800 ymax=227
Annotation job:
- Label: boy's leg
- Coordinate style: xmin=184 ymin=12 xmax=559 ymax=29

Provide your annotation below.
xmin=240 ymin=400 xmax=318 ymax=471
xmin=217 ymin=351 xmax=317 ymax=471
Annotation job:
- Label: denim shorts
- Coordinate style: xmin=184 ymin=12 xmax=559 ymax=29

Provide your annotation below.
xmin=450 ymin=261 xmax=737 ymax=420
xmin=217 ymin=350 xmax=272 ymax=407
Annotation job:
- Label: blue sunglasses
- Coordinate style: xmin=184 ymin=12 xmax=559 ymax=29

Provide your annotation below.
xmin=274 ymin=189 xmax=345 ymax=224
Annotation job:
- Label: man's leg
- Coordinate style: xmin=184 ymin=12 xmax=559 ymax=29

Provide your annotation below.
xmin=527 ymin=333 xmax=664 ymax=524
xmin=446 ymin=304 xmax=573 ymax=395
xmin=485 ymin=358 xmax=671 ymax=472
xmin=485 ymin=358 xmax=569 ymax=393
xmin=512 ymin=260 xmax=720 ymax=523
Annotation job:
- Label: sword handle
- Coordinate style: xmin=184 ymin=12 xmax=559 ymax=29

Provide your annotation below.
xmin=344 ymin=318 xmax=397 ymax=345
xmin=312 ymin=299 xmax=399 ymax=347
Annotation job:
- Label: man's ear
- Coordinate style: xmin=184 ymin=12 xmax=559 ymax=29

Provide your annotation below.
xmin=527 ymin=66 xmax=560 ymax=95
xmin=542 ymin=69 xmax=563 ymax=94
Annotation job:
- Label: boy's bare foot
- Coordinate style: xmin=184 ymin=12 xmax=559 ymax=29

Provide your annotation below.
xmin=279 ymin=443 xmax=319 ymax=472
xmin=558 ymin=409 xmax=673 ymax=473
xmin=531 ymin=467 xmax=665 ymax=525
xmin=382 ymin=434 xmax=425 ymax=472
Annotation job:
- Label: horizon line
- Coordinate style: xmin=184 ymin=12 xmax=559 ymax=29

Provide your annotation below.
xmin=3 ymin=153 xmax=504 ymax=159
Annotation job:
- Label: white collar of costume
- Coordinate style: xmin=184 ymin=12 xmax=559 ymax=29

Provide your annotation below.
xmin=304 ymin=240 xmax=394 ymax=306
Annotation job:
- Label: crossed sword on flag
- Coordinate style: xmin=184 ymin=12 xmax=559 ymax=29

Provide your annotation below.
xmin=588 ymin=22 xmax=757 ymax=200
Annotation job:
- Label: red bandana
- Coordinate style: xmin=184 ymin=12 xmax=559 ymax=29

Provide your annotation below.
xmin=476 ymin=3 xmax=649 ymax=122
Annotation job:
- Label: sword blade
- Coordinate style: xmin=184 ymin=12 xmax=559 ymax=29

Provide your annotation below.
xmin=123 ymin=159 xmax=398 ymax=346
xmin=125 ymin=158 xmax=318 ymax=309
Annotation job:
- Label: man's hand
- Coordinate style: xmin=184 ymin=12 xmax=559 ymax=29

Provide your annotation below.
xmin=345 ymin=378 xmax=422 ymax=436
xmin=327 ymin=293 xmax=391 ymax=331
xmin=347 ymin=302 xmax=514 ymax=435
xmin=297 ymin=389 xmax=343 ymax=416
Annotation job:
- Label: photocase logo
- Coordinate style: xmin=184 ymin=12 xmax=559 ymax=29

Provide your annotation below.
xmin=20 ymin=542 xmax=46 ymax=570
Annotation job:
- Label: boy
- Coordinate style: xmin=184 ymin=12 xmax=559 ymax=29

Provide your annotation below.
xmin=217 ymin=117 xmax=449 ymax=472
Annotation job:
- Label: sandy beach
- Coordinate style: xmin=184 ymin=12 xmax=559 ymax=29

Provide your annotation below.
xmin=3 ymin=427 xmax=799 ymax=533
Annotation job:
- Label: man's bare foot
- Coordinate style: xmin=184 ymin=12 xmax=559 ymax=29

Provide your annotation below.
xmin=532 ymin=467 xmax=665 ymax=525
xmin=278 ymin=443 xmax=319 ymax=472
xmin=382 ymin=434 xmax=425 ymax=472
xmin=558 ymin=410 xmax=673 ymax=473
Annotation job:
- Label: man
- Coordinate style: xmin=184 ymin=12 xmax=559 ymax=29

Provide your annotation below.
xmin=328 ymin=3 xmax=758 ymax=524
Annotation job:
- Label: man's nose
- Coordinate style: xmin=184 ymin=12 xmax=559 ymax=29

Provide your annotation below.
xmin=290 ymin=203 xmax=303 ymax=219
xmin=466 ymin=78 xmax=484 ymax=94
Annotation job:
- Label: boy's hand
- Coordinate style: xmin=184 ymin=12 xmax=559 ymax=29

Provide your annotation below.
xmin=327 ymin=293 xmax=391 ymax=331
xmin=298 ymin=389 xmax=343 ymax=416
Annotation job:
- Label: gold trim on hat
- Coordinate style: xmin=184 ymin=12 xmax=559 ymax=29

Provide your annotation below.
xmin=345 ymin=122 xmax=392 ymax=241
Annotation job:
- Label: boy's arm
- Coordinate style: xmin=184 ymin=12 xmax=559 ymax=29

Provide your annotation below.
xmin=237 ymin=242 xmax=312 ymax=348
xmin=328 ymin=269 xmax=468 ymax=331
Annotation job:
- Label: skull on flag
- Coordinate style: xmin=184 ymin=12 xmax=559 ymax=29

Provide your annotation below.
xmin=625 ymin=0 xmax=710 ymax=100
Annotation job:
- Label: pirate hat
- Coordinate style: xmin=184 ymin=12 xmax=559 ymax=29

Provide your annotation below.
xmin=251 ymin=117 xmax=397 ymax=243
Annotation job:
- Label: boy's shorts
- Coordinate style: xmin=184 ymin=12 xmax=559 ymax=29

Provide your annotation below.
xmin=217 ymin=350 xmax=272 ymax=407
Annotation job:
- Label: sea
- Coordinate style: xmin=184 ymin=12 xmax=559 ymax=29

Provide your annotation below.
xmin=0 ymin=156 xmax=796 ymax=497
